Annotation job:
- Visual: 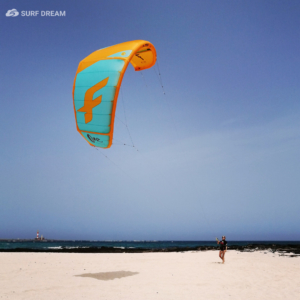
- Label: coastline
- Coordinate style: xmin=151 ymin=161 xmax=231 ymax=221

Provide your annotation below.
xmin=1 ymin=243 xmax=300 ymax=255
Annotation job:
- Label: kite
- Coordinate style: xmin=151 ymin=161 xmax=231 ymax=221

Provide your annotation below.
xmin=73 ymin=40 xmax=157 ymax=148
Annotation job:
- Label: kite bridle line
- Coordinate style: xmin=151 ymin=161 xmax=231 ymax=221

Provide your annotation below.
xmin=153 ymin=57 xmax=179 ymax=140
xmin=111 ymin=88 xmax=139 ymax=152
xmin=140 ymin=71 xmax=148 ymax=88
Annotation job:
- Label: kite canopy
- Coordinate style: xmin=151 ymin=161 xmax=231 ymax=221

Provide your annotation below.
xmin=73 ymin=40 xmax=157 ymax=148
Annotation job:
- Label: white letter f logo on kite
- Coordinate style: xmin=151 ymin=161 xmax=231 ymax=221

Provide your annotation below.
xmin=78 ymin=77 xmax=109 ymax=123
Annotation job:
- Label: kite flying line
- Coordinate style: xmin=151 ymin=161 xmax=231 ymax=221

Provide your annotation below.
xmin=153 ymin=57 xmax=179 ymax=139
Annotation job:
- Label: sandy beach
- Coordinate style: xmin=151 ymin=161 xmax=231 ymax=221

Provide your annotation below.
xmin=1 ymin=251 xmax=299 ymax=300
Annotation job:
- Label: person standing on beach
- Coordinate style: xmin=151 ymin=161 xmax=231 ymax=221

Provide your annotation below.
xmin=216 ymin=236 xmax=227 ymax=264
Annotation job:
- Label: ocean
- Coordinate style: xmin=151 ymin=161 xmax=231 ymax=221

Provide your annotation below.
xmin=0 ymin=240 xmax=299 ymax=252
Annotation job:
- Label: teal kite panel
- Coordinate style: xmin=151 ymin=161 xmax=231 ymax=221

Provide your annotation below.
xmin=74 ymin=59 xmax=125 ymax=134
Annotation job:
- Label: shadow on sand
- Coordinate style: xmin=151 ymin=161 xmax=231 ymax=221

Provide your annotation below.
xmin=75 ymin=271 xmax=139 ymax=281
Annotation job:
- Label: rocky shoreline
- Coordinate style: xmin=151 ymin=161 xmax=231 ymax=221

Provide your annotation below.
xmin=1 ymin=244 xmax=299 ymax=256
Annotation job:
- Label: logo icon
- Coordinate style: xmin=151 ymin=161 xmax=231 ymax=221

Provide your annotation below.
xmin=77 ymin=77 xmax=109 ymax=123
xmin=6 ymin=9 xmax=19 ymax=17
xmin=87 ymin=134 xmax=102 ymax=144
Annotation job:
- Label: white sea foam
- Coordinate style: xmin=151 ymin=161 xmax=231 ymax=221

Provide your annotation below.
xmin=47 ymin=247 xmax=62 ymax=249
xmin=66 ymin=246 xmax=89 ymax=249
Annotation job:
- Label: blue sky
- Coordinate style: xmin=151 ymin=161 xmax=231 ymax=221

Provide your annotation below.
xmin=1 ymin=0 xmax=299 ymax=240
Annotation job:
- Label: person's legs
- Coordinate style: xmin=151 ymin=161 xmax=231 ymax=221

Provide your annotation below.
xmin=219 ymin=250 xmax=225 ymax=263
xmin=219 ymin=250 xmax=223 ymax=262
xmin=222 ymin=250 xmax=226 ymax=264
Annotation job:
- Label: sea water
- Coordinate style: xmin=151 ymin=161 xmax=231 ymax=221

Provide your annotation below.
xmin=0 ymin=240 xmax=299 ymax=251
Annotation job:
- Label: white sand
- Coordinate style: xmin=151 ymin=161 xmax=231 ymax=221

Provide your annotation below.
xmin=1 ymin=251 xmax=299 ymax=299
